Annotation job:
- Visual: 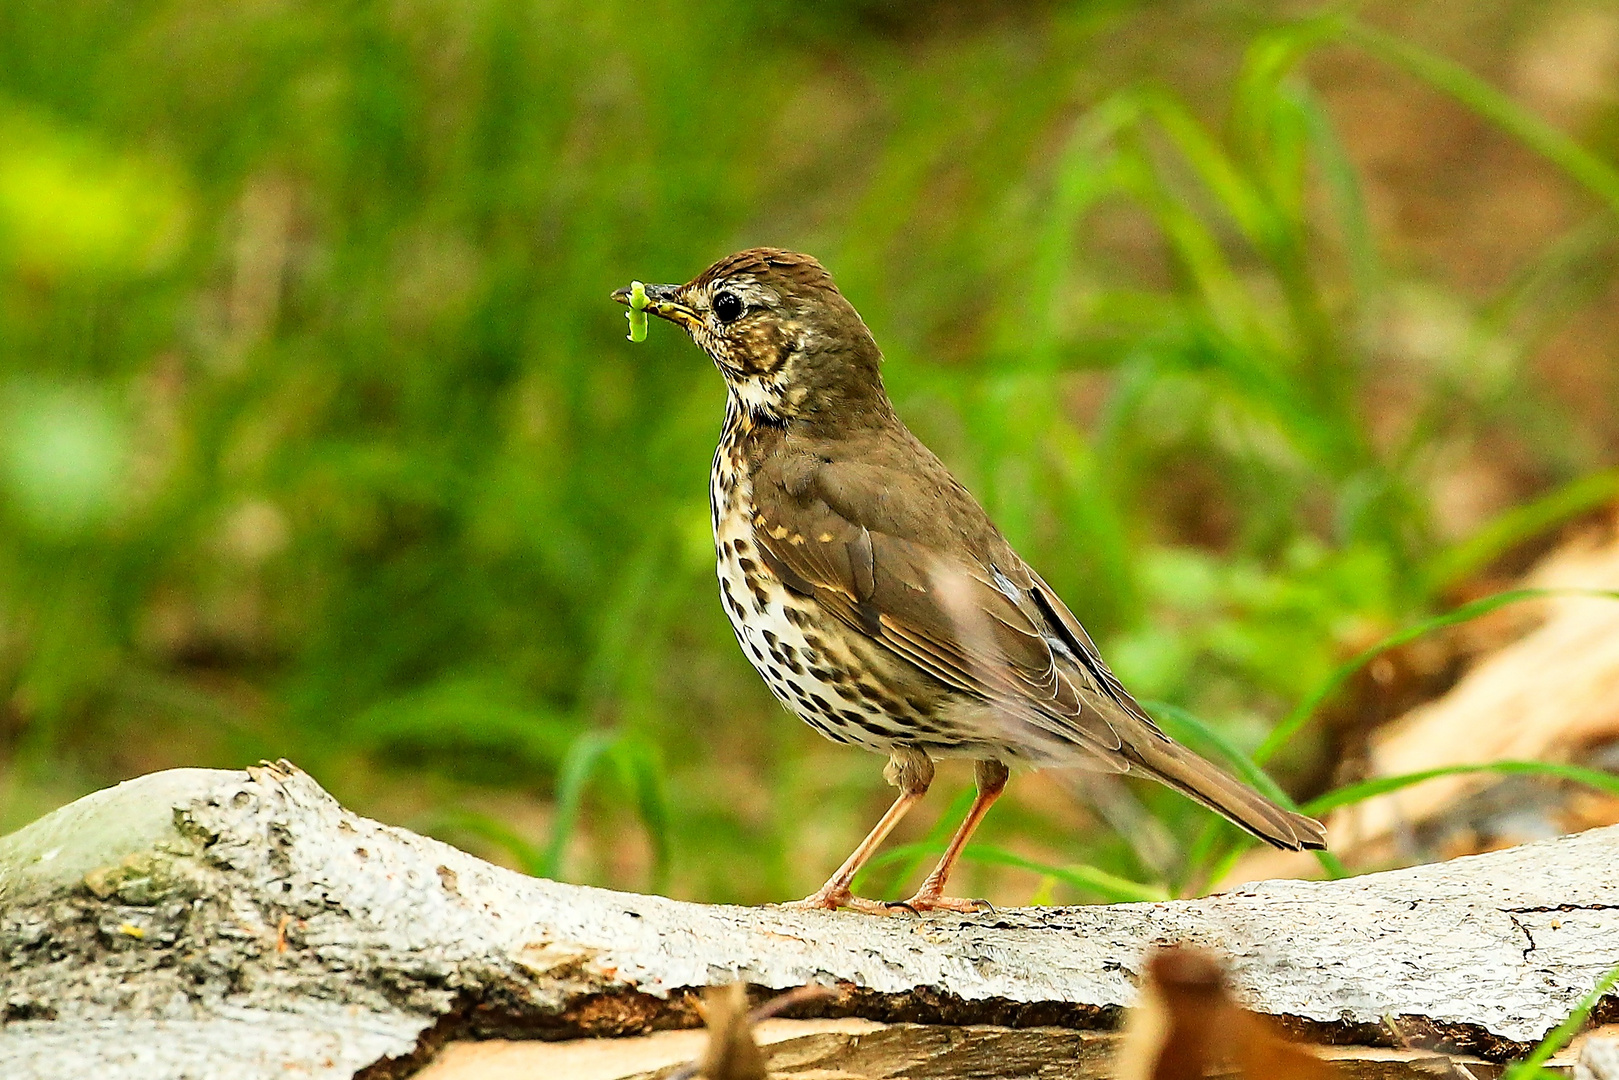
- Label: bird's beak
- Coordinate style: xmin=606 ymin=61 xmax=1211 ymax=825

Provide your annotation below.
xmin=610 ymin=282 xmax=697 ymax=329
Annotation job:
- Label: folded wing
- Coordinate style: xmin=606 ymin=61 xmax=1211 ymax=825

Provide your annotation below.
xmin=748 ymin=453 xmax=1326 ymax=851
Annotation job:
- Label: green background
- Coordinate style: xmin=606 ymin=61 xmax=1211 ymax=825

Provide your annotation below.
xmin=3 ymin=0 xmax=1617 ymax=904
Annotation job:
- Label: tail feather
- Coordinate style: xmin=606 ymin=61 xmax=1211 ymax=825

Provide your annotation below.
xmin=1125 ymin=736 xmax=1327 ymax=851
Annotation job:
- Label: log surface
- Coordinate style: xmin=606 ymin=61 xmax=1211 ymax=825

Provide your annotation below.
xmin=2 ymin=762 xmax=1618 ymax=1079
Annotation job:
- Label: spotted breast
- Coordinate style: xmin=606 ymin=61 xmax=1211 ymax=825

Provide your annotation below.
xmin=710 ymin=400 xmax=955 ymax=755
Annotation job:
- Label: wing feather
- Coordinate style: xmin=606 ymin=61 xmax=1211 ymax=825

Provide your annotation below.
xmin=750 ymin=463 xmax=1129 ymax=762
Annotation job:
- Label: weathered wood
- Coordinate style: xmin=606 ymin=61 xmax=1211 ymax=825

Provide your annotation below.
xmin=3 ymin=762 xmax=1618 ymax=1079
xmin=417 ymin=1023 xmax=1538 ymax=1080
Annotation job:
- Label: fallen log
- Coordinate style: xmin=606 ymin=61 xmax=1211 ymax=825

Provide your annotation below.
xmin=2 ymin=761 xmax=1617 ymax=1079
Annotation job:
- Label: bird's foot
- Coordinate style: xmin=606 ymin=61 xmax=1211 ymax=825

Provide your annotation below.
xmin=780 ymin=887 xmax=894 ymax=914
xmin=891 ymin=890 xmax=996 ymax=915
xmin=782 ymin=883 xmax=996 ymax=915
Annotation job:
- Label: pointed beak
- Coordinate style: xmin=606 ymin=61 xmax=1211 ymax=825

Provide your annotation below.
xmin=610 ymin=282 xmax=694 ymax=326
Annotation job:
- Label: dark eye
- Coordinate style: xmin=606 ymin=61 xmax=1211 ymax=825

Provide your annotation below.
xmin=712 ymin=290 xmax=744 ymax=323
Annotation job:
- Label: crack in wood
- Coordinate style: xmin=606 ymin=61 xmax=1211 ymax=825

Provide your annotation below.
xmin=1506 ymin=913 xmax=1538 ymax=961
xmin=1504 ymin=904 xmax=1619 ymax=914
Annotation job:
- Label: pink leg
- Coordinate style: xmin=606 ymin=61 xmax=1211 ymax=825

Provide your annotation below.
xmin=900 ymin=760 xmax=1009 ymax=913
xmin=784 ymin=748 xmax=933 ymax=913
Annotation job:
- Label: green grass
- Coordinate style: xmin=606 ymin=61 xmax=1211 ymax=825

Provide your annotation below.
xmin=1 ymin=2 xmax=1617 ymax=908
xmin=1503 ymin=964 xmax=1619 ymax=1079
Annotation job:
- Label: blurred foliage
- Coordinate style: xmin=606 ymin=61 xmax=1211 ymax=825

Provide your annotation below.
xmin=2 ymin=0 xmax=1617 ymax=904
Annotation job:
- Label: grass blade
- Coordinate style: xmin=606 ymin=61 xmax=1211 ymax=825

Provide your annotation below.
xmin=1116 ymin=138 xmax=1268 ymax=352
xmin=1232 ymin=17 xmax=1338 ymax=160
xmin=960 ymin=843 xmax=1169 ymax=904
xmin=1339 ymin=17 xmax=1619 ymax=216
xmin=1503 ymin=963 xmax=1619 ymax=1079
xmin=1306 ymin=759 xmax=1619 ymax=816
xmin=612 ymin=736 xmax=674 ymax=894
xmin=1142 ymin=89 xmax=1278 ymax=252
xmin=540 ymin=729 xmax=620 ymax=880
xmin=1297 ymin=85 xmax=1384 ymax=311
xmin=1421 ymin=469 xmax=1619 ymax=595
xmin=1193 ymin=586 xmax=1619 ymax=890
xmin=1256 ymin=588 xmax=1619 ymax=765
xmin=1026 ymin=91 xmax=1143 ymax=359
xmin=1131 ymin=595 xmax=1619 ymax=892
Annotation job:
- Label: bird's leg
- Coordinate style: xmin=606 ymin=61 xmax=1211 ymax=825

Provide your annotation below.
xmin=898 ymin=759 xmax=1009 ymax=914
xmin=784 ymin=748 xmax=934 ymax=913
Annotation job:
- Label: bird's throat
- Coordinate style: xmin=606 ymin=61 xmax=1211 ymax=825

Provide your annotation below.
xmin=726 ymin=374 xmax=793 ymax=427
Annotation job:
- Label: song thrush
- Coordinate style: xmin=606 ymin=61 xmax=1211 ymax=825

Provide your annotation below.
xmin=613 ymin=249 xmax=1326 ymax=913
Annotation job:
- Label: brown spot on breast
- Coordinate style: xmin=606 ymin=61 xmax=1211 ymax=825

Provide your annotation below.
xmin=742 ymin=568 xmax=771 ymax=609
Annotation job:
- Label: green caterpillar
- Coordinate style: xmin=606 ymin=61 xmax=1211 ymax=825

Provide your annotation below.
xmin=626 ymin=280 xmax=649 ymax=342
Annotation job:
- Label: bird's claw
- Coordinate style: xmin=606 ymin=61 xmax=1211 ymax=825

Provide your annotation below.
xmin=782 ymin=888 xmax=996 ymax=916
xmin=781 ymin=889 xmax=894 ymax=914
xmin=897 ymin=894 xmax=996 ymax=914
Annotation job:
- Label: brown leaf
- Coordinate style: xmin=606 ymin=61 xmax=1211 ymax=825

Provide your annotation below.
xmin=695 ymin=983 xmax=768 ymax=1080
xmin=1117 ymin=946 xmax=1338 ymax=1080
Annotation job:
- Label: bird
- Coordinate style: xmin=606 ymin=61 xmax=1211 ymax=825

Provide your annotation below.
xmin=612 ymin=249 xmax=1326 ymax=913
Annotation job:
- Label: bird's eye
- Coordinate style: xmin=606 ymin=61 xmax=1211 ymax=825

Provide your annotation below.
xmin=712 ymin=290 xmax=744 ymax=323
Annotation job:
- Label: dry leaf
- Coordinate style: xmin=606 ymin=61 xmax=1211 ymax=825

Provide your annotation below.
xmin=695 ymin=984 xmax=768 ymax=1080
xmin=1117 ymin=946 xmax=1338 ymax=1080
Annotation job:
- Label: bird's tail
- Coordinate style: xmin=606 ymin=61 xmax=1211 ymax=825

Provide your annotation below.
xmin=1124 ymin=736 xmax=1327 ymax=851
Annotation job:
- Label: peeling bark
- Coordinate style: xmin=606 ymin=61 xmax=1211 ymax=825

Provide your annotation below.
xmin=3 ymin=763 xmax=1618 ymax=1079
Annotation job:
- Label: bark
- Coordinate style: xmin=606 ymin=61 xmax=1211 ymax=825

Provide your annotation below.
xmin=3 ymin=762 xmax=1618 ymax=1080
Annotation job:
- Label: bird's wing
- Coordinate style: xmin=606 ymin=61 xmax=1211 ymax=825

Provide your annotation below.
xmin=749 ymin=453 xmax=1327 ymax=850
xmin=749 ymin=463 xmax=1134 ymax=765
xmin=1018 ymin=562 xmax=1167 ymax=738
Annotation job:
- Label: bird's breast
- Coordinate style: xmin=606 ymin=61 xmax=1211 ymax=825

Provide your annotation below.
xmin=709 ymin=439 xmax=973 ymax=757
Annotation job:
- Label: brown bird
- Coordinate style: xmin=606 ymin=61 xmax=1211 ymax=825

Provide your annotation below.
xmin=613 ymin=249 xmax=1325 ymax=913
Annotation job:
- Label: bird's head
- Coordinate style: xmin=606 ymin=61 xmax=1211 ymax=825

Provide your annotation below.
xmin=612 ymin=248 xmax=886 ymax=425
